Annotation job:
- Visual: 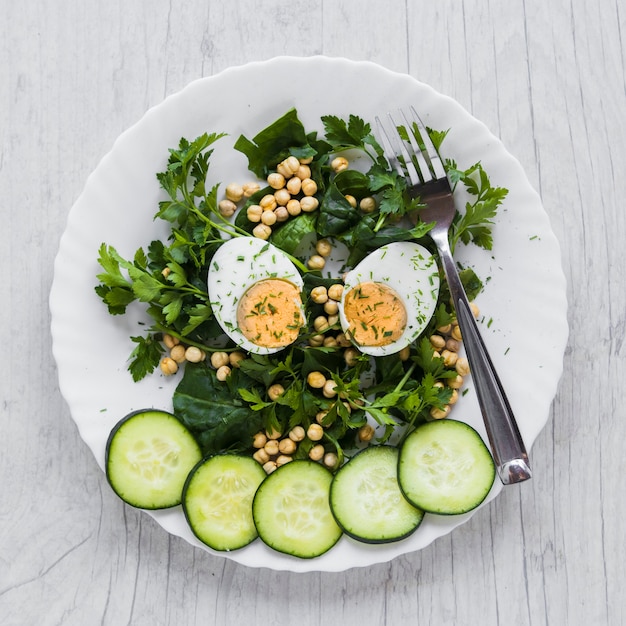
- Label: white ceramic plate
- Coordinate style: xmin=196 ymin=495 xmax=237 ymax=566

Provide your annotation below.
xmin=50 ymin=56 xmax=568 ymax=573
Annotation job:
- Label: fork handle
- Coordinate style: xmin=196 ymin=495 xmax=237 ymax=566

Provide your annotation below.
xmin=435 ymin=238 xmax=532 ymax=485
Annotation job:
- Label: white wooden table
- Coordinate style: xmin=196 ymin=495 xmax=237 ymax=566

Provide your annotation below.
xmin=2 ymin=1 xmax=624 ymax=624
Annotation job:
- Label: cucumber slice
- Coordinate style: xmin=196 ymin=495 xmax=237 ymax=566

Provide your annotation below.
xmin=398 ymin=419 xmax=496 ymax=515
xmin=182 ymin=454 xmax=266 ymax=552
xmin=252 ymin=460 xmax=342 ymax=558
xmin=105 ymin=409 xmax=202 ymax=510
xmin=330 ymin=446 xmax=424 ymax=543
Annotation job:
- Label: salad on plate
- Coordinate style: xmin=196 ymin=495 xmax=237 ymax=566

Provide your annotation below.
xmin=95 ymin=108 xmax=507 ymax=559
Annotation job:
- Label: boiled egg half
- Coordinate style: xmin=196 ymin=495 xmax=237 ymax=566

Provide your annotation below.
xmin=207 ymin=237 xmax=305 ymax=354
xmin=338 ymin=241 xmax=440 ymax=357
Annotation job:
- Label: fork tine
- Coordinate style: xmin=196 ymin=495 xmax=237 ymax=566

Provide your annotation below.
xmin=375 ymin=116 xmax=405 ymax=178
xmin=398 ymin=109 xmax=433 ymax=184
xmin=375 ymin=114 xmax=421 ymax=187
xmin=409 ymin=105 xmax=447 ymax=180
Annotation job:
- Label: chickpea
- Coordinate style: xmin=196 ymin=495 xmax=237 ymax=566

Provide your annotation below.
xmin=162 ymin=267 xmax=171 ymax=279
xmin=210 ymin=351 xmax=230 ymax=369
xmin=437 ymin=323 xmax=452 ymax=334
xmin=216 ymin=365 xmax=231 ymax=381
xmin=429 ymin=334 xmax=446 ymax=350
xmin=268 ymin=383 xmax=285 ymax=401
xmin=358 ymin=424 xmax=375 ymax=442
xmin=185 ymin=346 xmax=206 ymax=363
xmin=273 ymin=206 xmax=288 ymax=223
xmin=259 ymin=194 xmax=277 ymax=211
xmin=344 ymin=194 xmax=357 ymax=208
xmin=441 ymin=349 xmax=458 ymax=367
xmin=451 ymin=324 xmax=462 ymax=341
xmin=327 ymin=314 xmax=339 ymax=327
xmin=289 ymin=425 xmax=306 ymax=442
xmin=446 ymin=338 xmax=461 ymax=352
xmin=267 ymin=172 xmax=286 ymax=189
xmin=261 ymin=210 xmax=277 ymax=226
xmin=313 ymin=315 xmax=330 ymax=332
xmin=253 ymin=448 xmax=270 ymax=464
xmin=284 ymin=156 xmax=300 ymax=175
xmin=323 ymin=300 xmax=338 ymax=315
xmin=170 ymin=344 xmax=186 ymax=363
xmin=276 ymin=162 xmax=291 ymax=178
xmin=264 ymin=439 xmax=280 ymax=456
xmin=310 ymin=285 xmax=329 ymax=304
xmin=300 ymin=196 xmax=319 ymax=212
xmin=276 ymin=455 xmax=293 ymax=467
xmin=252 ymin=432 xmax=267 ymax=448
xmin=308 ymin=334 xmax=324 ymax=347
xmin=331 ymin=156 xmax=349 ymax=172
xmin=218 ymin=199 xmax=237 ymax=217
xmin=252 ymin=223 xmax=272 ymax=240
xmin=323 ymin=336 xmax=338 ymax=348
xmin=229 ymin=351 xmax=246 ymax=368
xmin=299 ymin=156 xmax=313 ymax=164
xmin=315 ymin=238 xmax=332 ymax=257
xmin=470 ymin=301 xmax=480 ymax=318
xmin=323 ymin=379 xmax=338 ymax=398
xmin=307 ymin=371 xmax=326 ymax=389
xmin=286 ymin=176 xmax=302 ymax=195
xmin=448 ymin=374 xmax=464 ymax=389
xmin=344 ymin=347 xmax=360 ymax=367
xmin=266 ymin=426 xmax=282 ymax=440
xmin=309 ymin=444 xmax=325 ymax=462
xmin=315 ymin=410 xmax=328 ymax=425
xmin=296 ymin=164 xmax=312 ymax=180
xmin=398 ymin=345 xmax=411 ymax=361
xmin=242 ymin=181 xmax=260 ymax=197
xmin=336 ymin=333 xmax=352 ymax=348
xmin=246 ymin=204 xmax=263 ymax=222
xmin=359 ymin=196 xmax=377 ymax=213
xmin=307 ymin=254 xmax=326 ymax=270
xmin=274 ymin=188 xmax=291 ymax=206
xmin=160 ymin=357 xmax=178 ymax=376
xmin=430 ymin=405 xmax=451 ymax=420
xmin=448 ymin=389 xmax=459 ymax=405
xmin=328 ymin=283 xmax=344 ymax=301
xmin=455 ymin=357 xmax=470 ymax=377
xmin=278 ymin=438 xmax=296 ymax=455
xmin=307 ymin=424 xmax=324 ymax=441
xmin=263 ymin=460 xmax=278 ymax=474
xmin=323 ymin=452 xmax=339 ymax=469
xmin=225 ymin=183 xmax=244 ymax=203
xmin=286 ymin=199 xmax=302 ymax=216
xmin=162 ymin=333 xmax=179 ymax=349
xmin=301 ymin=178 xmax=318 ymax=196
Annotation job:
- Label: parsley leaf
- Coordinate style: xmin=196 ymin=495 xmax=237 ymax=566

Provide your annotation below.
xmin=447 ymin=162 xmax=508 ymax=251
xmin=128 ymin=335 xmax=164 ymax=382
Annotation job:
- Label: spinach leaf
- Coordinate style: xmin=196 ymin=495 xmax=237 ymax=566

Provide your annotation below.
xmin=270 ymin=212 xmax=318 ymax=254
xmin=173 ymin=363 xmax=263 ymax=455
xmin=333 ymin=169 xmax=371 ymax=198
xmin=233 ymin=108 xmax=315 ymax=178
xmin=317 ymin=183 xmax=362 ymax=237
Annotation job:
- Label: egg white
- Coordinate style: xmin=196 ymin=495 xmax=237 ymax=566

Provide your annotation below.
xmin=339 ymin=241 xmax=440 ymax=356
xmin=207 ymin=237 xmax=305 ymax=354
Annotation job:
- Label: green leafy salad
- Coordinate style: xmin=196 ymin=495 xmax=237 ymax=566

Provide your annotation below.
xmin=95 ymin=108 xmax=507 ymax=471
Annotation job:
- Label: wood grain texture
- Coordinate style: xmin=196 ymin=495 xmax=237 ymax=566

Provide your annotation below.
xmin=1 ymin=0 xmax=624 ymax=624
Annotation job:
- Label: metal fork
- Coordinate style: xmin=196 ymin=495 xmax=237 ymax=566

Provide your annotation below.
xmin=376 ymin=107 xmax=531 ymax=485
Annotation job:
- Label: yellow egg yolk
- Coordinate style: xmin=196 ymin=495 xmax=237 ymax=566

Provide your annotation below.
xmin=236 ymin=279 xmax=303 ymax=348
xmin=343 ymin=281 xmax=407 ymax=347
